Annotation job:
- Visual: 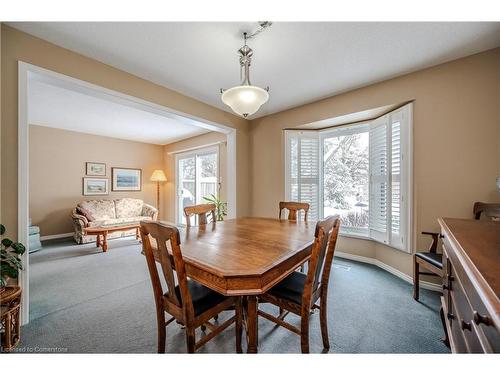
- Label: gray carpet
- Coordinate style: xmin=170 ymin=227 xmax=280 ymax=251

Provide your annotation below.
xmin=18 ymin=236 xmax=450 ymax=353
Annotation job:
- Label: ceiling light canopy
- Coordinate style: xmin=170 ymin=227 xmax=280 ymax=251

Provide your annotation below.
xmin=221 ymin=23 xmax=271 ymax=118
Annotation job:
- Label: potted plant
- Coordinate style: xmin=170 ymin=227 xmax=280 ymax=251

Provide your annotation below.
xmin=1 ymin=224 xmax=26 ymax=294
xmin=203 ymin=194 xmax=228 ymax=221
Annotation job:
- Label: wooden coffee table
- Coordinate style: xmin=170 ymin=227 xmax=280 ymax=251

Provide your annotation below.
xmin=84 ymin=223 xmax=141 ymax=252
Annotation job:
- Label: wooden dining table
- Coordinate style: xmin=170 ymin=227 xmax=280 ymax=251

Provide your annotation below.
xmin=149 ymin=217 xmax=316 ymax=353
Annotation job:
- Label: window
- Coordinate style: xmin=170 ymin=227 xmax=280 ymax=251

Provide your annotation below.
xmin=323 ymin=124 xmax=370 ymax=237
xmin=284 ymin=103 xmax=412 ymax=252
xmin=176 ymin=146 xmax=219 ymax=225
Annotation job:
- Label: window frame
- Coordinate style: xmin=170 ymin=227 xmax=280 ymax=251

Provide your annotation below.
xmin=175 ymin=145 xmax=220 ymax=225
xmin=283 ymin=103 xmax=413 ymax=253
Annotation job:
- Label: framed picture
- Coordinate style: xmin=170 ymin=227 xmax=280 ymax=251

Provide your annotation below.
xmin=86 ymin=162 xmax=106 ymax=176
xmin=112 ymin=167 xmax=142 ymax=191
xmin=83 ymin=177 xmax=109 ymax=196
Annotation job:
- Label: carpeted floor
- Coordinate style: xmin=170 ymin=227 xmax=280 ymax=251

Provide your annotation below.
xmin=18 ymin=236 xmax=450 ymax=353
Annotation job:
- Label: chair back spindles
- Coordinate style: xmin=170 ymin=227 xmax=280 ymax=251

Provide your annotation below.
xmin=184 ymin=204 xmax=217 ymax=226
xmin=303 ymin=215 xmax=340 ymax=309
xmin=279 ymin=201 xmax=310 ymax=222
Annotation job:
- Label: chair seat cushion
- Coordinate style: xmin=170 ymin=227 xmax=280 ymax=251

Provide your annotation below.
xmin=267 ymin=271 xmax=306 ymax=305
xmin=415 ymin=252 xmax=443 ymax=269
xmin=174 ymin=279 xmax=227 ymax=317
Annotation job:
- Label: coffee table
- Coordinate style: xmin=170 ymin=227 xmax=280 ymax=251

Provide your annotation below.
xmin=84 ymin=223 xmax=141 ymax=252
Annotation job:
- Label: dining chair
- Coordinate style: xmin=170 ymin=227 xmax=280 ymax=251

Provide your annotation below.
xmin=279 ymin=201 xmax=310 ymax=222
xmin=413 ymin=232 xmax=443 ymax=301
xmin=257 ymin=215 xmax=340 ymax=353
xmin=140 ymin=221 xmax=242 ymax=353
xmin=278 ymin=202 xmax=311 ymax=272
xmin=184 ymin=203 xmax=217 ymax=227
xmin=473 ymin=202 xmax=500 ymax=220
xmin=413 ymin=201 xmax=500 ymax=301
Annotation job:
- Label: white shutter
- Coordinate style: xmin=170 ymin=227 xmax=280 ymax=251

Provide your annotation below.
xmin=369 ymin=115 xmax=389 ymax=243
xmin=390 ymin=111 xmax=403 ymax=247
xmin=388 ymin=105 xmax=411 ymax=251
xmin=369 ymin=104 xmax=412 ymax=251
xmin=285 ymin=131 xmax=319 ymax=221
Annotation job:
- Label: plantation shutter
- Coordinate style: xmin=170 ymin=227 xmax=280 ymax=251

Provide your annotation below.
xmin=285 ymin=131 xmax=319 ymax=221
xmin=369 ymin=104 xmax=411 ymax=251
xmin=369 ymin=115 xmax=389 ymax=243
xmin=390 ymin=110 xmax=403 ymax=248
xmin=388 ymin=106 xmax=411 ymax=251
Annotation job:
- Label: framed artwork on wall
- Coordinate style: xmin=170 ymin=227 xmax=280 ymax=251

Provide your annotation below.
xmin=86 ymin=162 xmax=106 ymax=176
xmin=112 ymin=167 xmax=142 ymax=191
xmin=83 ymin=177 xmax=109 ymax=196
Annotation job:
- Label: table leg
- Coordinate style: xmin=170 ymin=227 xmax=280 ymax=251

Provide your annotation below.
xmin=136 ymin=227 xmax=140 ymax=240
xmin=246 ymin=295 xmax=258 ymax=353
xmin=102 ymin=232 xmax=108 ymax=252
xmin=96 ymin=234 xmax=101 ymax=248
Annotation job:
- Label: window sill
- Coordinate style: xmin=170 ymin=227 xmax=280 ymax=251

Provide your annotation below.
xmin=339 ymin=232 xmax=371 ymax=241
xmin=339 ymin=232 xmax=411 ymax=253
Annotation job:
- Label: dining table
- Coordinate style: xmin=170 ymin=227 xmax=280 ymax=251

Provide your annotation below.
xmin=149 ymin=217 xmax=316 ymax=353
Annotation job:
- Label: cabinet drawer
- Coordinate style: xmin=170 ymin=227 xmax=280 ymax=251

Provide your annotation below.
xmin=439 ymin=218 xmax=500 ymax=353
xmin=448 ymin=294 xmax=468 ymax=353
xmin=441 ymin=244 xmax=451 ymax=304
xmin=443 ymin=240 xmax=499 ymax=353
xmin=449 ymin=272 xmax=484 ymax=353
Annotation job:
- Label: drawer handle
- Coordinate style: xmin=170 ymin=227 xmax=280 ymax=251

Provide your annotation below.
xmin=442 ymin=284 xmax=450 ymax=291
xmin=461 ymin=320 xmax=472 ymax=331
xmin=447 ymin=312 xmax=454 ymax=320
xmin=473 ymin=311 xmax=492 ymax=326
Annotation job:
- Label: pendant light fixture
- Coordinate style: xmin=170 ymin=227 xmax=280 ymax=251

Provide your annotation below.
xmin=221 ymin=22 xmax=271 ymax=118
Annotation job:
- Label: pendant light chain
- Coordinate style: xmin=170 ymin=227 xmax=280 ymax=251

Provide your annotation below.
xmin=245 ymin=21 xmax=273 ymax=40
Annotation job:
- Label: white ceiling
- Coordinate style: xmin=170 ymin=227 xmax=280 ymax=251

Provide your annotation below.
xmin=12 ymin=22 xmax=500 ymax=119
xmin=28 ymin=74 xmax=210 ymax=145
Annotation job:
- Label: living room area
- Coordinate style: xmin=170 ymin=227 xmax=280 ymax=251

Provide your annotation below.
xmin=25 ymin=67 xmax=232 ymax=328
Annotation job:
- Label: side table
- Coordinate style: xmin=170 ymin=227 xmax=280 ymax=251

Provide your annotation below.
xmin=1 ymin=286 xmax=22 ymax=352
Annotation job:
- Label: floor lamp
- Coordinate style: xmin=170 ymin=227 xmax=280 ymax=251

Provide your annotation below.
xmin=150 ymin=170 xmax=167 ymax=219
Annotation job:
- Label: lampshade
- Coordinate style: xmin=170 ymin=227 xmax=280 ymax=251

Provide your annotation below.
xmin=221 ymin=85 xmax=269 ymax=118
xmin=150 ymin=170 xmax=167 ymax=182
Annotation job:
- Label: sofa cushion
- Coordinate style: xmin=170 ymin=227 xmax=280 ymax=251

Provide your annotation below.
xmin=115 ymin=198 xmax=143 ymax=218
xmin=78 ymin=200 xmax=116 ymax=221
xmin=88 ymin=216 xmax=152 ymax=228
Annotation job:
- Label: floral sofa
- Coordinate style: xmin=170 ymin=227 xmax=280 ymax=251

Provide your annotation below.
xmin=71 ymin=198 xmax=158 ymax=244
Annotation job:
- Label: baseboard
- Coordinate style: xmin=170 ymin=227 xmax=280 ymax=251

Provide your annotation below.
xmin=40 ymin=232 xmax=73 ymax=241
xmin=335 ymin=251 xmax=442 ymax=292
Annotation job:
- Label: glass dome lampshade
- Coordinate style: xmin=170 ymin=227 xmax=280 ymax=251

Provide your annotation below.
xmin=221 ymin=32 xmax=269 ymax=118
xmin=221 ymin=85 xmax=269 ymax=118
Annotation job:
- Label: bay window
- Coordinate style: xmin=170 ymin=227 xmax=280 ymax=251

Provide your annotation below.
xmin=284 ymin=103 xmax=412 ymax=252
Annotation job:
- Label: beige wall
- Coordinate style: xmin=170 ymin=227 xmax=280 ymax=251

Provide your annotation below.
xmin=250 ymin=48 xmax=500 ymax=277
xmin=1 ymin=25 xmax=250 ymax=239
xmin=162 ymin=131 xmax=227 ymax=223
xmin=2 ymin=23 xmax=499 ymax=280
xmin=29 ymin=125 xmax=164 ymax=236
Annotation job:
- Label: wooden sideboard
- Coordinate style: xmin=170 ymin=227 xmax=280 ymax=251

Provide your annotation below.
xmin=439 ymin=218 xmax=500 ymax=353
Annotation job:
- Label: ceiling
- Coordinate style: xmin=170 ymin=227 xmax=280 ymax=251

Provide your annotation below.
xmin=28 ymin=73 xmax=209 ymax=145
xmin=12 ymin=22 xmax=500 ymax=119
